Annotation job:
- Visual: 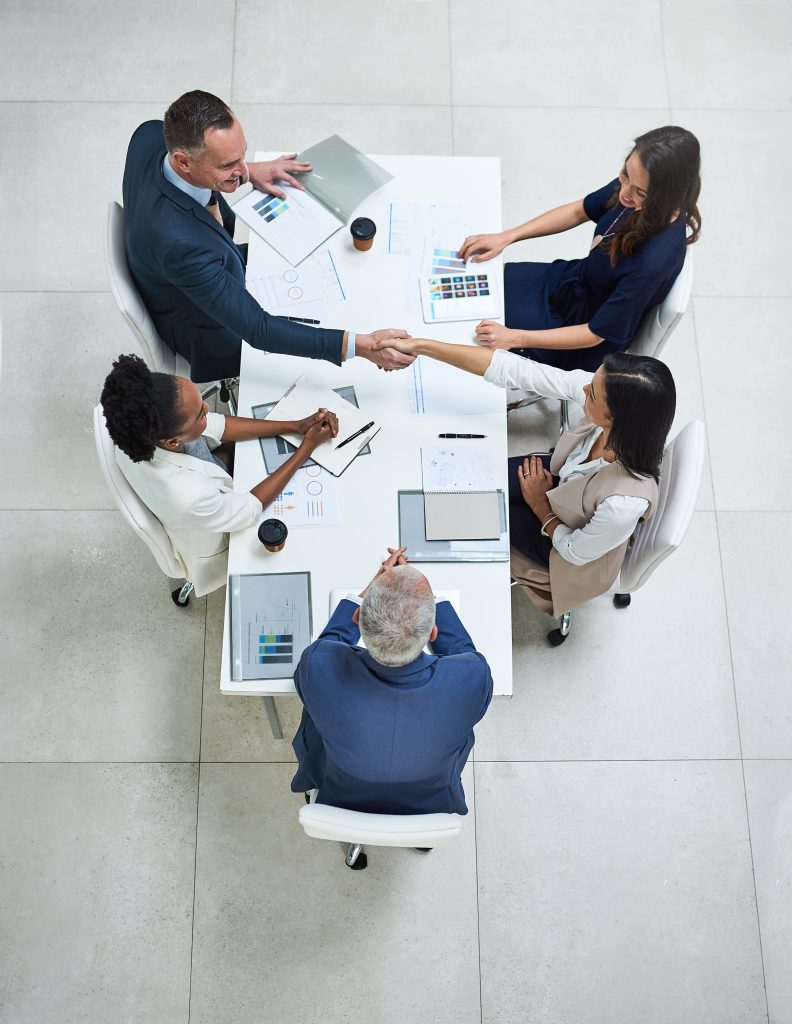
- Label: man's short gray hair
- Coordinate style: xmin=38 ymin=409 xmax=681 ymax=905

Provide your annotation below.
xmin=359 ymin=565 xmax=436 ymax=667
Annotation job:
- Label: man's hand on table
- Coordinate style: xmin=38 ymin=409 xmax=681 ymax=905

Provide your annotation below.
xmin=356 ymin=330 xmax=415 ymax=371
xmin=246 ymin=154 xmax=312 ymax=199
xmin=358 ymin=546 xmax=409 ymax=597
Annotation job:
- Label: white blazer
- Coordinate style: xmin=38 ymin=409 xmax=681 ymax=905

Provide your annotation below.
xmin=116 ymin=412 xmax=261 ymax=596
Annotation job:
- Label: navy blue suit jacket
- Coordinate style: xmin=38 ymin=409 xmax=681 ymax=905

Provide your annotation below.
xmin=291 ymin=599 xmax=493 ymax=815
xmin=122 ymin=121 xmax=345 ymax=382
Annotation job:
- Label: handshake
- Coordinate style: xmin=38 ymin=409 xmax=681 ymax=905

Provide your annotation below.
xmin=355 ymin=329 xmax=419 ymax=370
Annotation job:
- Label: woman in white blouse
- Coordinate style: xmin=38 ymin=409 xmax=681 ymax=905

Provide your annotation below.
xmin=374 ymin=337 xmax=676 ymax=616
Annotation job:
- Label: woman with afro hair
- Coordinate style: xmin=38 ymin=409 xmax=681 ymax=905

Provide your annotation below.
xmin=100 ymin=353 xmax=337 ymax=595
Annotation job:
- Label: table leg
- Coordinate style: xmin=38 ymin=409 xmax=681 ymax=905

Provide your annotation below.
xmin=263 ymin=696 xmax=283 ymax=740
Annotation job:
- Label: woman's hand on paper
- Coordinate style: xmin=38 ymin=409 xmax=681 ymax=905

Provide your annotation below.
xmin=458 ymin=231 xmax=510 ymax=263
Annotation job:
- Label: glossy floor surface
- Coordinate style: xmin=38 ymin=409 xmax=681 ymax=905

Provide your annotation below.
xmin=1 ymin=2 xmax=790 ymax=1022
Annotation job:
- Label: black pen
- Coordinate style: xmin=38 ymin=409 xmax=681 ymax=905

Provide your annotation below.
xmin=336 ymin=421 xmax=374 ymax=449
xmin=438 ymin=433 xmax=487 ymax=439
xmin=283 ymin=315 xmax=321 ymax=324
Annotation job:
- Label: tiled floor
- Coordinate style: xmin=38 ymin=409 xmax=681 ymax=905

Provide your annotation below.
xmin=0 ymin=3 xmax=788 ymax=1023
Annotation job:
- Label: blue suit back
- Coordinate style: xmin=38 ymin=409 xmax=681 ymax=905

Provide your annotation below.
xmin=292 ymin=599 xmax=493 ymax=815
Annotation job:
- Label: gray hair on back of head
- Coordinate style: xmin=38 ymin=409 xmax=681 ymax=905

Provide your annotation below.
xmin=359 ymin=564 xmax=436 ymax=667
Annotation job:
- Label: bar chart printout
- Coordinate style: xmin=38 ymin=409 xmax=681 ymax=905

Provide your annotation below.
xmin=229 ymin=572 xmax=312 ymax=681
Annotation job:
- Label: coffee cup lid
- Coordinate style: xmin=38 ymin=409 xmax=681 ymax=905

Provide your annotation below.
xmin=350 ymin=217 xmax=376 ymax=240
xmin=258 ymin=518 xmax=288 ymax=544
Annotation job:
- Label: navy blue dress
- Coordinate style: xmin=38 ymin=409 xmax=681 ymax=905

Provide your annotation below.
xmin=504 ymin=179 xmax=686 ymax=371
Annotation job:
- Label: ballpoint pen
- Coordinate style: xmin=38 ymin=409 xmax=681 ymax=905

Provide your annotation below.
xmin=283 ymin=315 xmax=321 ymax=324
xmin=336 ymin=421 xmax=375 ymax=449
xmin=438 ymin=433 xmax=487 ymax=439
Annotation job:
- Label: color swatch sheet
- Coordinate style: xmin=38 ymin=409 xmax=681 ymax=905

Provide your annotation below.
xmin=261 ymin=466 xmax=341 ymax=528
xmin=234 ymin=184 xmax=343 ymax=266
xmin=229 ymin=572 xmax=312 ymax=681
xmin=246 ymin=249 xmax=346 ymax=316
xmin=419 ymin=237 xmax=501 ymax=323
xmin=406 ymin=356 xmax=504 ymax=417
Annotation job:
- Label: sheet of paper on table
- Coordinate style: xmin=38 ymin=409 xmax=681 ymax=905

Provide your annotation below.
xmin=229 ymin=571 xmax=312 ymax=681
xmin=406 ymin=356 xmax=505 ymax=416
xmin=234 ymin=184 xmax=343 ymax=266
xmin=387 ymin=202 xmax=474 ymax=256
xmin=261 ymin=465 xmax=341 ymax=528
xmin=246 ymin=249 xmax=347 ymax=316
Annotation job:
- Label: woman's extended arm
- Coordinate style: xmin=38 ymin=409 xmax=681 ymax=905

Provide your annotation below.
xmin=459 ymin=199 xmax=589 ymax=263
xmin=475 ymin=320 xmax=602 ymax=351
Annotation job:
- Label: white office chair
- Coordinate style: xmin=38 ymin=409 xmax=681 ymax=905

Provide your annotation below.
xmin=92 ymin=404 xmax=195 ymax=607
xmin=628 ymin=246 xmax=694 ymax=360
xmin=547 ymin=419 xmax=706 ymax=645
xmin=104 ymin=201 xmax=237 ymax=412
xmin=298 ymin=796 xmax=465 ymax=871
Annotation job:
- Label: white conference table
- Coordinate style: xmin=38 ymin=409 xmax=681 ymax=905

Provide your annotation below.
xmin=220 ymin=154 xmax=513 ymax=731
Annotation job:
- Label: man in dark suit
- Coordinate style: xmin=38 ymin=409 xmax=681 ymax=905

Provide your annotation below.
xmin=291 ymin=547 xmax=493 ymax=815
xmin=122 ymin=90 xmax=413 ymax=382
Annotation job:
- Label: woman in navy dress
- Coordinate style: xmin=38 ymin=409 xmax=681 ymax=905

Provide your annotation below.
xmin=458 ymin=126 xmax=702 ymax=372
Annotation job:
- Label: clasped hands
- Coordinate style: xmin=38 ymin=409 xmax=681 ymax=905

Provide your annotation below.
xmin=517 ymin=456 xmax=554 ymax=513
xmin=359 ymin=545 xmax=409 ymax=597
xmin=294 ymin=408 xmax=339 ymax=448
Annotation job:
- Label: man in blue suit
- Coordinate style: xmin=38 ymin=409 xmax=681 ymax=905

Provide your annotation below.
xmin=291 ymin=547 xmax=493 ymax=815
xmin=122 ymin=90 xmax=413 ymax=382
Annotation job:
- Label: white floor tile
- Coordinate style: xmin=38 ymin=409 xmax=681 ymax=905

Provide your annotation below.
xmin=450 ymin=0 xmax=668 ymax=108
xmin=476 ymin=513 xmax=739 ymax=761
xmin=695 ymin=297 xmax=792 ymax=511
xmin=233 ymin=0 xmax=451 ymax=105
xmin=672 ymin=110 xmax=792 ymax=298
xmin=0 ymin=293 xmax=142 ymax=509
xmin=0 ymin=763 xmax=197 ymax=1024
xmin=744 ymin=759 xmax=792 ymax=1024
xmin=0 ymin=511 xmax=205 ymax=761
xmin=664 ymin=1 xmax=792 ymax=110
xmin=0 ymin=0 xmax=233 ymax=101
xmin=476 ymin=760 xmax=766 ymax=1024
xmin=719 ymin=513 xmax=792 ymax=758
xmin=190 ymin=763 xmax=480 ymax=1024
xmin=0 ymin=102 xmax=164 ymax=290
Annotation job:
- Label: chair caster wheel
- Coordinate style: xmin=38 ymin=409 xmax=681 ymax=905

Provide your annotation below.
xmin=613 ymin=593 xmax=632 ymax=609
xmin=348 ymin=853 xmax=368 ymax=870
xmin=220 ymin=383 xmax=230 ymax=404
xmin=547 ymin=628 xmax=568 ymax=646
xmin=171 ymin=587 xmax=190 ymax=607
xmin=414 ymin=847 xmax=432 ymax=854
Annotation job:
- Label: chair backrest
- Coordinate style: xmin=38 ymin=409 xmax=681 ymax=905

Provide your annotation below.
xmin=104 ymin=201 xmax=178 ymax=375
xmin=298 ymin=803 xmax=464 ymax=849
xmin=616 ymin=419 xmax=705 ymax=594
xmin=628 ymin=247 xmax=694 ymax=359
xmin=92 ymin=404 xmax=187 ymax=580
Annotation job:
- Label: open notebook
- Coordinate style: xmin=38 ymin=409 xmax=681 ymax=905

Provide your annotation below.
xmin=265 ymin=374 xmax=379 ymax=476
xmin=420 ymin=442 xmax=501 ymax=541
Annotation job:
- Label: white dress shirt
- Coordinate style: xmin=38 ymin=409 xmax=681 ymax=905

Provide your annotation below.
xmin=483 ymin=351 xmax=649 ymax=566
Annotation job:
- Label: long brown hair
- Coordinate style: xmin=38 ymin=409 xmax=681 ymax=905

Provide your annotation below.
xmin=603 ymin=126 xmax=701 ymax=267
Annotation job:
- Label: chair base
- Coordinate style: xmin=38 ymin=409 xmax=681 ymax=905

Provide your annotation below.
xmin=345 ymin=843 xmax=367 ymax=870
xmin=547 ymin=610 xmax=571 ymax=646
xmin=171 ymin=581 xmax=194 ymax=607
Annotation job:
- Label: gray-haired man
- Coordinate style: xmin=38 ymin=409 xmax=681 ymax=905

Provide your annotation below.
xmin=291 ymin=547 xmax=493 ymax=815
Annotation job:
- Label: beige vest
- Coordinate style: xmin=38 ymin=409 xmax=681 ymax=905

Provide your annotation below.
xmin=512 ymin=418 xmax=658 ymax=617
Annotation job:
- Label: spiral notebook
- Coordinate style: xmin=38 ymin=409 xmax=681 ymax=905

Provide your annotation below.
xmin=420 ymin=443 xmax=501 ymax=541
